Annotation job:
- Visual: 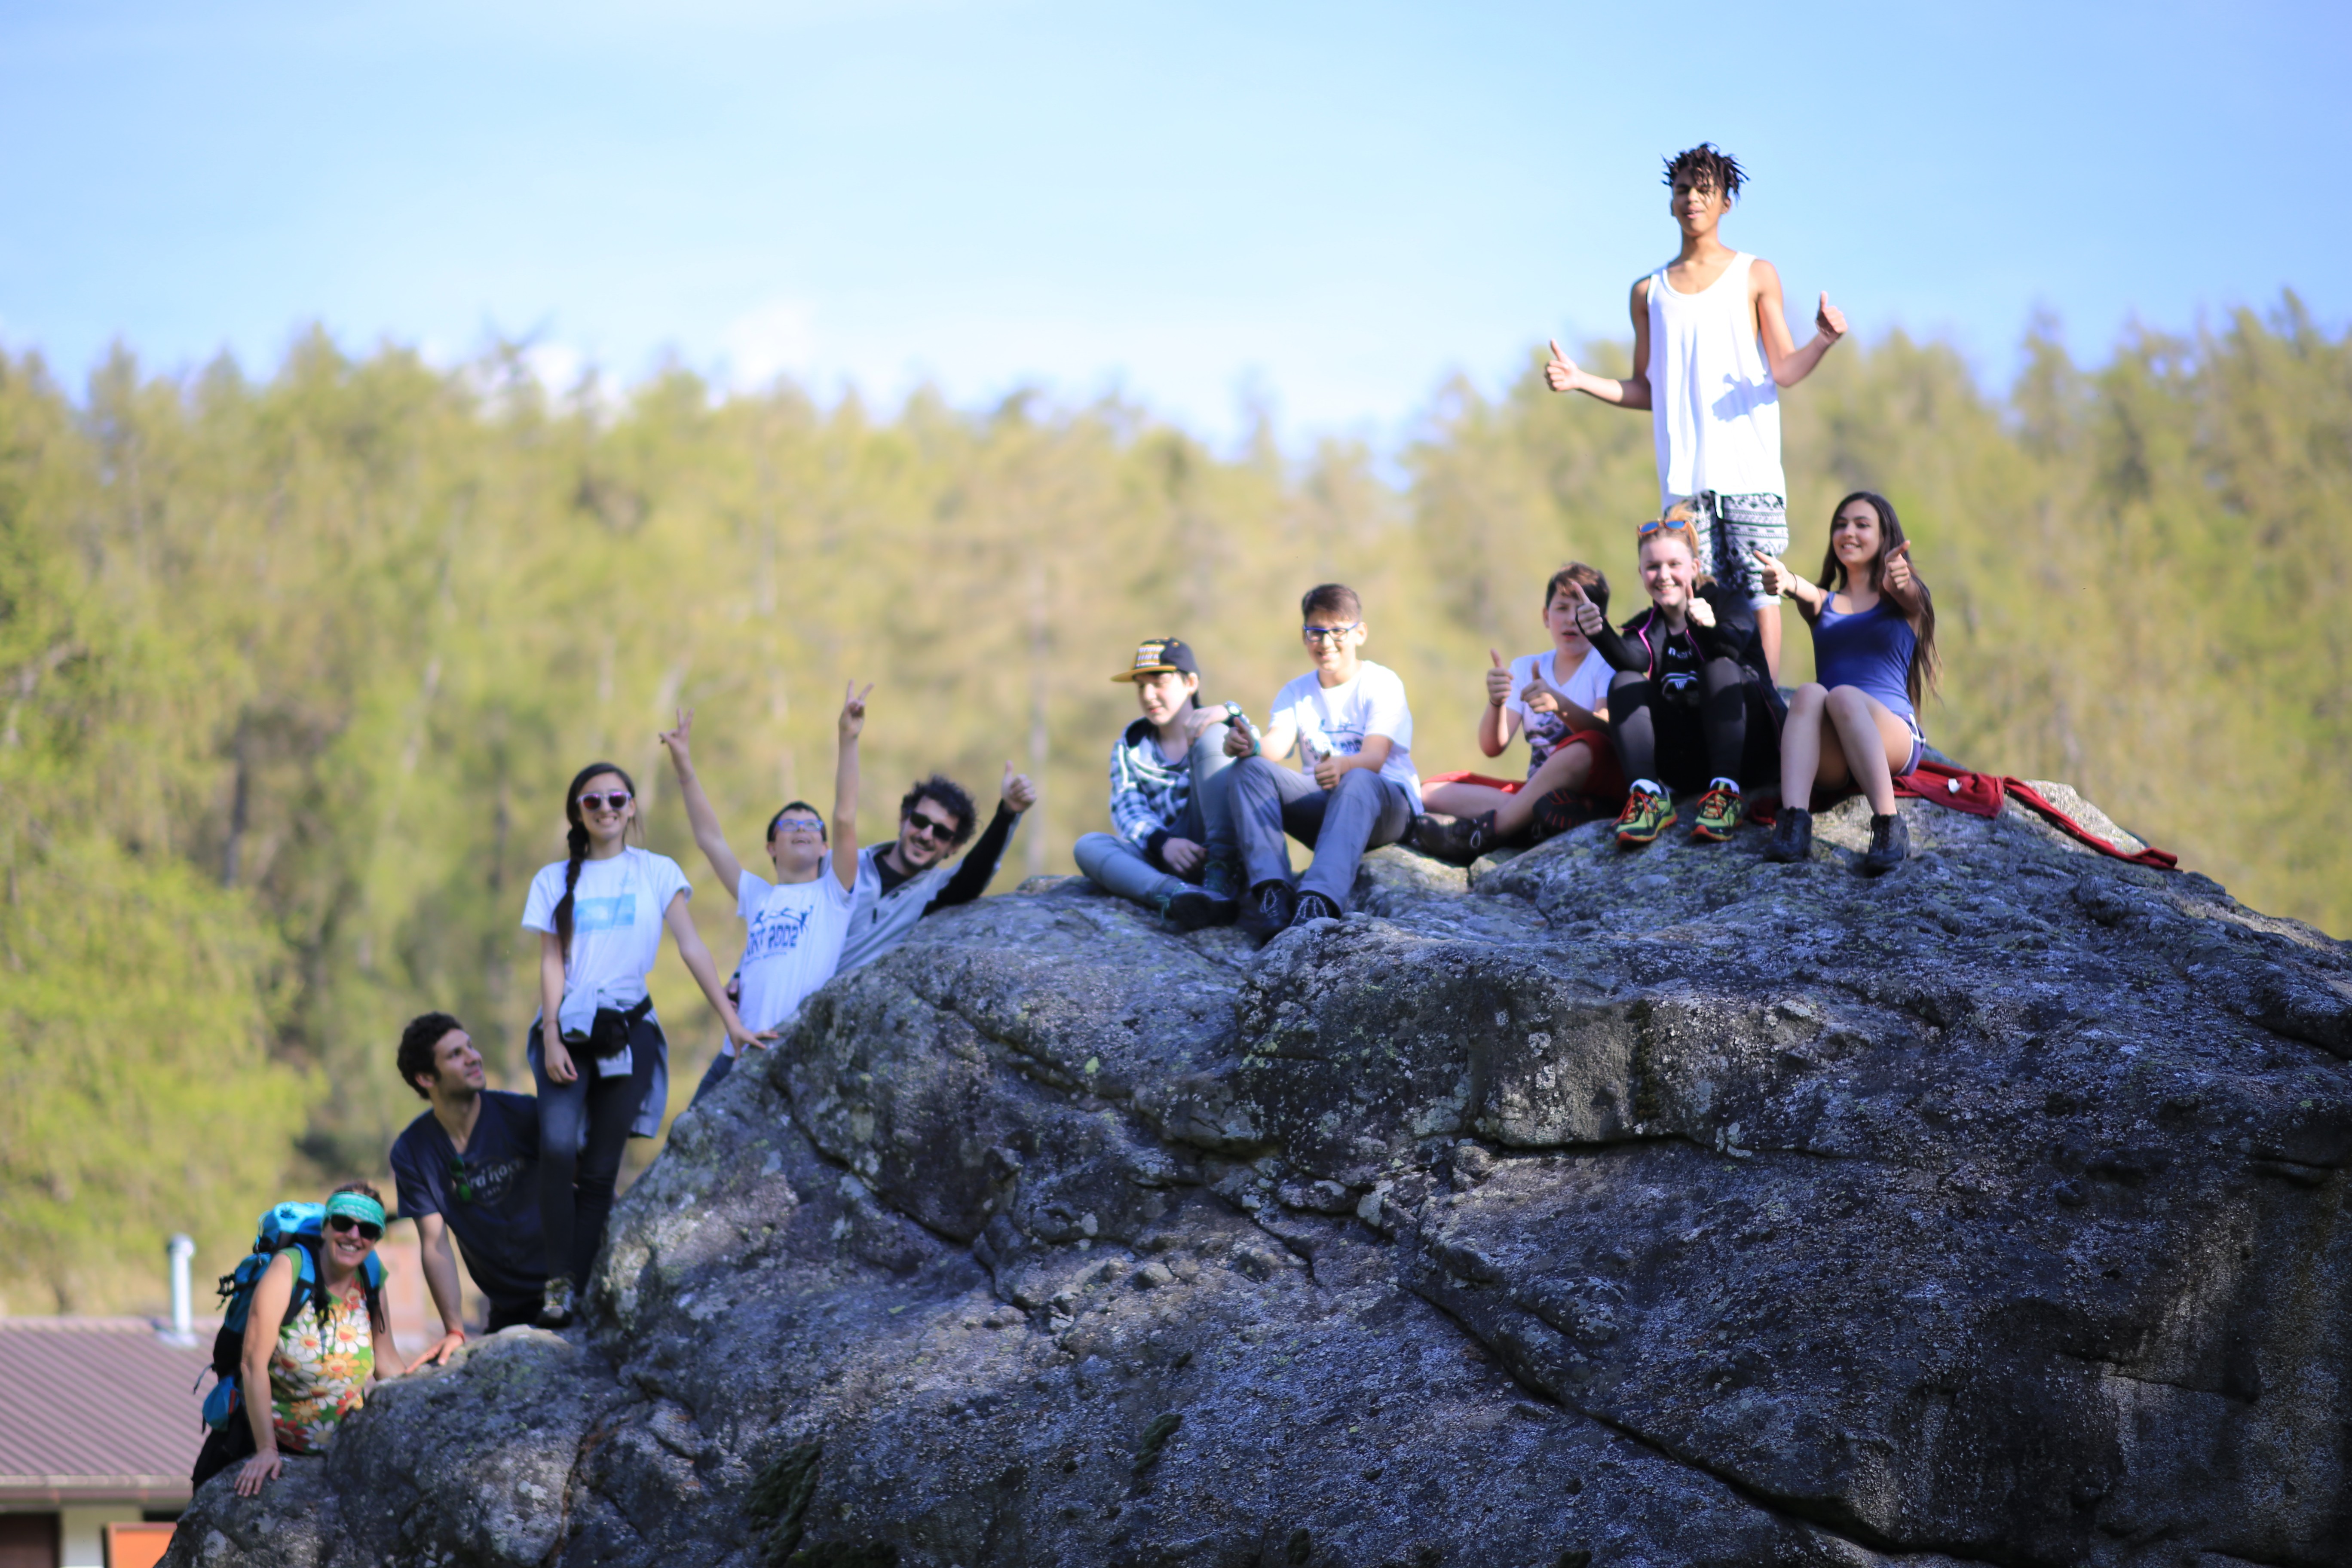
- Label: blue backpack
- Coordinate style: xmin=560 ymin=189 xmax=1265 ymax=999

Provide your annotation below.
xmin=200 ymin=1201 xmax=387 ymax=1431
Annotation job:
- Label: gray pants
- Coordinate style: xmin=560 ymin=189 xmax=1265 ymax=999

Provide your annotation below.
xmin=1074 ymin=726 xmax=1238 ymax=907
xmin=1231 ymin=756 xmax=1415 ymax=906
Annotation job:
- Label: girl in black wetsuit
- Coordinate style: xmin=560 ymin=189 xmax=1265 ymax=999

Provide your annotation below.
xmin=1753 ymin=490 xmax=1939 ymax=874
xmin=1570 ymin=508 xmax=1784 ymax=846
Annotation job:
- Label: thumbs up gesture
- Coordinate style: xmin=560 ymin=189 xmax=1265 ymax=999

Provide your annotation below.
xmin=1687 ymin=595 xmax=1717 ymax=630
xmin=1544 ymin=339 xmax=1581 ymax=395
xmin=1001 ymin=762 xmax=1039 ymax=813
xmin=1751 ymin=546 xmax=1795 ymax=598
xmin=1882 ymin=540 xmax=1914 ymax=597
xmin=1484 ymin=649 xmax=1513 ymax=708
xmin=1565 ymin=578 xmax=1605 ymax=638
xmin=1816 ymin=292 xmax=1847 ymax=342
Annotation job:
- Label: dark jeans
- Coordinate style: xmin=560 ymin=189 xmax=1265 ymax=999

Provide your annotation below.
xmin=531 ymin=1014 xmax=662 ymax=1286
xmin=1231 ymin=757 xmax=1416 ymax=905
xmin=484 ymin=1296 xmax=541 ymax=1333
xmin=1607 ymin=663 xmax=1782 ymax=793
xmin=690 ymin=1049 xmax=735 ymax=1106
xmin=191 ymin=1415 xmax=256 ymax=1488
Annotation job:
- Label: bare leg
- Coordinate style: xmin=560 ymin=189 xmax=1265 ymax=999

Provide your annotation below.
xmin=1822 ymin=686 xmax=1915 ymax=816
xmin=1421 ymin=781 xmax=1519 ymax=821
xmin=1491 ymin=744 xmax=1594 ymax=836
xmin=1779 ymin=683 xmax=1830 ymax=810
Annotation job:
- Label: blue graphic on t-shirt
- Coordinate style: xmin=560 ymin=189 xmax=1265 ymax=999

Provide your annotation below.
xmin=574 ymin=894 xmax=635 ymax=932
xmin=744 ymin=905 xmax=811 ymax=961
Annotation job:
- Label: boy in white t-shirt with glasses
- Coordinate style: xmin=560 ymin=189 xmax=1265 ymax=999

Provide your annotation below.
xmin=1543 ymin=141 xmax=1848 ymax=682
xmin=1222 ymin=583 xmax=1421 ymax=940
xmin=660 ymin=682 xmax=869 ymax=1102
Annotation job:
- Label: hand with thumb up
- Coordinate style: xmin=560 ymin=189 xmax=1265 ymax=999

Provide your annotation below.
xmin=1485 ymin=649 xmax=1513 ymax=709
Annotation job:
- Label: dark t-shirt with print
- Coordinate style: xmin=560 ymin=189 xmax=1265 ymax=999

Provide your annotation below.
xmin=389 ymin=1090 xmax=546 ymax=1311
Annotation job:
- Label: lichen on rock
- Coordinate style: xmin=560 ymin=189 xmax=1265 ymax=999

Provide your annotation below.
xmin=167 ymin=795 xmax=2352 ymax=1568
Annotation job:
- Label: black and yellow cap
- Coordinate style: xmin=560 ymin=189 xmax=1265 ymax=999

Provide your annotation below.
xmin=1112 ymin=637 xmax=1200 ymax=683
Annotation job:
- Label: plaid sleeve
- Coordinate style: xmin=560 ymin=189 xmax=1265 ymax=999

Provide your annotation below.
xmin=1107 ymin=735 xmax=1168 ymax=848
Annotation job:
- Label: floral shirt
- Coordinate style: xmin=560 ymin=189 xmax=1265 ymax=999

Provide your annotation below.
xmin=269 ymin=1277 xmax=374 ymax=1452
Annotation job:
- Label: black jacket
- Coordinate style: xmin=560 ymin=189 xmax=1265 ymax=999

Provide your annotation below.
xmin=1587 ymin=582 xmax=1772 ymax=687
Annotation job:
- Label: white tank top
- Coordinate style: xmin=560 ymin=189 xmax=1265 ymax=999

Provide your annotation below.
xmin=1645 ymin=252 xmax=1785 ymax=503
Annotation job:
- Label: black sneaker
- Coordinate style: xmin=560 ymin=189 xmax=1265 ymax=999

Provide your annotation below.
xmin=1154 ymin=887 xmax=1222 ymax=932
xmin=537 ymin=1274 xmax=576 ymax=1329
xmin=1289 ymin=891 xmax=1343 ymax=927
xmin=1762 ymin=807 xmax=1813 ymax=863
xmin=1412 ymin=811 xmax=1494 ymax=866
xmin=1240 ymin=880 xmax=1297 ymax=942
xmin=1198 ymin=852 xmax=1244 ymax=906
xmin=1862 ymin=812 xmax=1910 ymax=875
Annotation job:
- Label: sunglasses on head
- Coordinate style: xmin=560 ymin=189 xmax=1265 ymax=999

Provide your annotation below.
xmin=577 ymin=791 xmax=633 ymax=813
xmin=1636 ymin=518 xmax=1687 ymax=536
xmin=327 ymin=1214 xmax=383 ymax=1242
xmin=1301 ymin=622 xmax=1360 ymax=643
xmin=905 ymin=813 xmax=959 ymax=841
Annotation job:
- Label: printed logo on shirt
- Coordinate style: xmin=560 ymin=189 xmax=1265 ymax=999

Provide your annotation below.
xmin=743 ymin=904 xmax=812 ymax=962
xmin=462 ymin=1155 xmax=528 ymax=1207
xmin=573 ymin=894 xmax=635 ymax=933
xmin=1301 ymin=716 xmax=1366 ymax=756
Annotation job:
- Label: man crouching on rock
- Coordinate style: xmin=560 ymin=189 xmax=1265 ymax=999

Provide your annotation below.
xmin=390 ymin=1012 xmax=550 ymax=1354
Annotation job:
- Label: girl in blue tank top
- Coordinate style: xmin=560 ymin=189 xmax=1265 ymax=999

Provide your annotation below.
xmin=1751 ymin=490 xmax=1940 ymax=875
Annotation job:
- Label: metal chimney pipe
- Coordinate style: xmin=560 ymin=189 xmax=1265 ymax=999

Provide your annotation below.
xmin=164 ymin=1234 xmax=198 ymax=1346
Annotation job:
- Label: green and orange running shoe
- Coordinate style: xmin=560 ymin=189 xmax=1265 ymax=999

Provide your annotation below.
xmin=1614 ymin=787 xmax=1677 ymax=847
xmin=1690 ymin=785 xmax=1745 ymax=842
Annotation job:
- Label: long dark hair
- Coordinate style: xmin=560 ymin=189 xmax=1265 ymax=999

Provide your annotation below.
xmin=1818 ymin=490 xmax=1939 ymax=707
xmin=556 ymin=761 xmax=639 ymax=960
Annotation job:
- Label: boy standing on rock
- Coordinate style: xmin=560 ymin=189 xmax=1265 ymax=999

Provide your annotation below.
xmin=1544 ymin=141 xmax=1847 ymax=682
xmin=1224 ymin=584 xmax=1422 ymax=939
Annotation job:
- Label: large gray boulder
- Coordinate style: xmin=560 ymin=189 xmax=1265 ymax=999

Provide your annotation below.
xmin=167 ymin=790 xmax=2352 ymax=1567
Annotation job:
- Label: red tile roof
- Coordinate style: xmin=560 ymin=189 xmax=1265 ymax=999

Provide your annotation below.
xmin=0 ymin=1319 xmax=213 ymax=1505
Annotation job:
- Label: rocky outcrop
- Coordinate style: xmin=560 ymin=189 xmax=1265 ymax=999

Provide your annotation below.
xmin=167 ymin=790 xmax=2352 ymax=1568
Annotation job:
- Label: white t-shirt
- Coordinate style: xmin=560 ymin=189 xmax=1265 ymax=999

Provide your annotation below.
xmin=520 ymin=847 xmax=692 ymax=1014
xmin=733 ymin=866 xmax=854 ymax=1038
xmin=1270 ymin=660 xmax=1421 ymax=810
xmin=1505 ymin=646 xmax=1613 ymax=775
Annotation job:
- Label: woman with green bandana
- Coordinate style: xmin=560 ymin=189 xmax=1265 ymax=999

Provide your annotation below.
xmin=231 ymin=1182 xmax=410 ymax=1497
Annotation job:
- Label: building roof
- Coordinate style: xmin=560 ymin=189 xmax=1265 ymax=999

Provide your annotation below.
xmin=0 ymin=1318 xmax=212 ymax=1505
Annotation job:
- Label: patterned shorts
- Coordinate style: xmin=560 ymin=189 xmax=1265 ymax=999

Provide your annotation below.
xmin=1679 ymin=491 xmax=1788 ymax=607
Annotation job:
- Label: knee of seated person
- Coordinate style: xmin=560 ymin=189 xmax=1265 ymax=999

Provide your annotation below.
xmin=1608 ymin=671 xmax=1649 ymax=696
xmin=1330 ymin=766 xmax=1379 ymax=795
xmin=1824 ymin=684 xmax=1871 ymax=713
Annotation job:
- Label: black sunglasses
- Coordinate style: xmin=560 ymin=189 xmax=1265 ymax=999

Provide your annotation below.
xmin=577 ymin=791 xmax=633 ymax=812
xmin=904 ymin=813 xmax=959 ymax=841
xmin=327 ymin=1215 xmax=383 ymax=1242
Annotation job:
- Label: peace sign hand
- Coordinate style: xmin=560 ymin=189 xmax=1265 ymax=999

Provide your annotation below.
xmin=658 ymin=708 xmax=696 ymax=771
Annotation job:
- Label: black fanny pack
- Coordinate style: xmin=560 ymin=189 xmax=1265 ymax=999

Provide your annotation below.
xmin=561 ymin=996 xmax=652 ymax=1060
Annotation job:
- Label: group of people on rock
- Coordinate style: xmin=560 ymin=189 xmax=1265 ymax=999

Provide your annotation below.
xmin=201 ymin=701 xmax=1040 ymax=1493
xmin=196 ymin=140 xmax=1943 ymax=1498
xmin=1074 ymin=141 xmax=1939 ymax=935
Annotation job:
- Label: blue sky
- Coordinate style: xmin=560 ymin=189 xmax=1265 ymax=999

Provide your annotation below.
xmin=1 ymin=0 xmax=2343 ymax=445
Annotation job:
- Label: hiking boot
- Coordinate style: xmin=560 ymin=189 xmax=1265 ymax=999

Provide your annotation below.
xmin=537 ymin=1274 xmax=576 ymax=1329
xmin=1862 ymin=811 xmax=1910 ymax=876
xmin=1614 ymin=787 xmax=1676 ymax=847
xmin=1198 ymin=852 xmax=1244 ymax=907
xmin=1412 ymin=811 xmax=1494 ymax=866
xmin=1290 ymin=891 xmax=1343 ymax=928
xmin=1690 ymin=786 xmax=1745 ymax=842
xmin=1240 ymin=880 xmax=1297 ymax=943
xmin=1154 ymin=887 xmax=1222 ymax=933
xmin=1762 ymin=807 xmax=1813 ymax=863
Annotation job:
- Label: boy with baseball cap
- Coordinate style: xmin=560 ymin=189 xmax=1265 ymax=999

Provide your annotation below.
xmin=1073 ymin=637 xmax=1243 ymax=930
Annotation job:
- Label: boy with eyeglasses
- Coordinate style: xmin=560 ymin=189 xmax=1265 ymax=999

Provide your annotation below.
xmin=389 ymin=1013 xmax=548 ymax=1360
xmin=1224 ymin=583 xmax=1422 ymax=938
xmin=836 ymin=763 xmax=1041 ymax=972
xmin=662 ymin=685 xmax=868 ymax=1100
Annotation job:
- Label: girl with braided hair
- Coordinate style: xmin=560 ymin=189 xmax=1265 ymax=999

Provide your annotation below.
xmin=521 ymin=761 xmax=758 ymax=1326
